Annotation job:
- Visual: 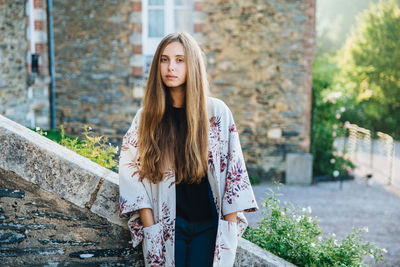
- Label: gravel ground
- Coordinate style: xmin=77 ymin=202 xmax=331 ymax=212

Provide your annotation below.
xmin=245 ymin=176 xmax=400 ymax=266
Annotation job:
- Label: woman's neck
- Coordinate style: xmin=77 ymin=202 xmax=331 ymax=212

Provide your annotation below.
xmin=169 ymin=86 xmax=185 ymax=108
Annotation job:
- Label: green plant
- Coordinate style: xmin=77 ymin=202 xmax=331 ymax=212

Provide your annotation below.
xmin=34 ymin=125 xmax=119 ymax=172
xmin=311 ymin=55 xmax=355 ymax=178
xmin=243 ymin=183 xmax=386 ymax=266
xmin=249 ymin=175 xmax=261 ymax=185
xmin=334 ymin=0 xmax=400 ymax=139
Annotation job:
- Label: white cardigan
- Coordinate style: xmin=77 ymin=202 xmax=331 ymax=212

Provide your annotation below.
xmin=119 ymin=97 xmax=259 ymax=267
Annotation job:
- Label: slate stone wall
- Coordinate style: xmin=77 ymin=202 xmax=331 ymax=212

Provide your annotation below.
xmin=0 ymin=169 xmax=143 ymax=266
xmin=52 ymin=0 xmax=139 ymax=143
xmin=0 ymin=0 xmax=50 ymax=129
xmin=202 ymin=0 xmax=315 ymax=180
xmin=0 ymin=0 xmax=29 ymax=124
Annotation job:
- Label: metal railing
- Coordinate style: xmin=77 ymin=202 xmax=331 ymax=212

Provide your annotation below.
xmin=335 ymin=124 xmax=397 ymax=186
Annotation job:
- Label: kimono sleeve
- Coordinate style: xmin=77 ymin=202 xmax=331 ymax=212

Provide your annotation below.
xmin=118 ymin=110 xmax=152 ymax=218
xmin=222 ymin=107 xmax=259 ymax=216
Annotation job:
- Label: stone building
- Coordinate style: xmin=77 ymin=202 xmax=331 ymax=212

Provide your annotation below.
xmin=0 ymin=0 xmax=316 ymax=181
xmin=0 ymin=0 xmax=50 ymax=129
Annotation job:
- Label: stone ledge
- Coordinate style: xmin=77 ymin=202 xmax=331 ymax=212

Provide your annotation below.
xmin=236 ymin=238 xmax=297 ymax=266
xmin=0 ymin=115 xmax=117 ymax=213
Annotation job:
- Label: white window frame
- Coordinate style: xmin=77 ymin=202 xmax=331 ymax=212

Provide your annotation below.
xmin=142 ymin=0 xmax=194 ymax=73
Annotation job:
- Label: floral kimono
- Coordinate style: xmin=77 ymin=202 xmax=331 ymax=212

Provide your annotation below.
xmin=119 ymin=97 xmax=259 ymax=267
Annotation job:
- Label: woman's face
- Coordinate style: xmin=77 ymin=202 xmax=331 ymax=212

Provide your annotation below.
xmin=160 ymin=42 xmax=187 ymax=89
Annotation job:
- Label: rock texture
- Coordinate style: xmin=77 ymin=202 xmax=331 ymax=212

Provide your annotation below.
xmin=0 ymin=0 xmax=50 ymax=129
xmin=0 ymin=168 xmax=143 ymax=266
xmin=202 ymin=0 xmax=315 ymax=180
xmin=52 ymin=0 xmax=139 ymax=144
xmin=0 ymin=0 xmax=29 ymax=123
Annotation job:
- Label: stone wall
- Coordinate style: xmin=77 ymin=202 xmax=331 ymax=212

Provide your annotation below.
xmin=52 ymin=0 xmax=315 ymax=181
xmin=52 ymin=0 xmax=140 ymax=143
xmin=0 ymin=169 xmax=142 ymax=266
xmin=0 ymin=0 xmax=50 ymax=129
xmin=3 ymin=0 xmax=316 ymax=182
xmin=0 ymin=0 xmax=29 ymax=124
xmin=202 ymin=0 xmax=315 ymax=180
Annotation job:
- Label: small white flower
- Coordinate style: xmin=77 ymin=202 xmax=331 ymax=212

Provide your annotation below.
xmin=115 ymin=146 xmax=119 ymax=154
xmin=344 ymin=121 xmax=350 ymax=128
xmin=307 ymin=206 xmax=312 ymax=214
xmin=280 ymin=211 xmax=285 ymax=216
xmin=335 ymin=113 xmax=341 ymax=119
xmin=302 ymin=208 xmax=306 ymax=212
xmin=330 ymin=158 xmax=336 ymax=164
xmin=35 ymin=127 xmax=40 ymax=131
xmin=331 ymin=233 xmax=336 ymax=237
xmin=44 ymin=132 xmax=47 ymax=136
xmin=287 ymin=233 xmax=290 ymax=237
xmin=362 ymin=226 xmax=369 ymax=233
xmin=88 ymin=126 xmax=92 ymax=131
xmin=334 ymin=239 xmax=338 ymax=245
xmin=318 ymin=236 xmax=322 ymax=241
xmin=311 ymin=242 xmax=315 ymax=247
xmin=333 ymin=170 xmax=339 ymax=177
xmin=382 ymin=248 xmax=388 ymax=253
xmin=340 ymin=107 xmax=346 ymax=112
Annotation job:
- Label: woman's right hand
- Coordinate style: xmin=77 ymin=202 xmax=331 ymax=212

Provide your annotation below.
xmin=139 ymin=208 xmax=155 ymax=227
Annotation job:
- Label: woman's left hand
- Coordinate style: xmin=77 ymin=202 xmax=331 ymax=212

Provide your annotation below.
xmin=223 ymin=212 xmax=237 ymax=222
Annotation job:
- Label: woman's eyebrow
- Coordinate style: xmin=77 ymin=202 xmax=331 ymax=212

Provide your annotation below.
xmin=161 ymin=54 xmax=185 ymax=58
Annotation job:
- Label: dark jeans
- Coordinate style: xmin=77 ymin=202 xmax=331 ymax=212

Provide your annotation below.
xmin=175 ymin=215 xmax=217 ymax=267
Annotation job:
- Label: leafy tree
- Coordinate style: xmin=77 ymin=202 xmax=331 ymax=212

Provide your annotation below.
xmin=333 ymin=0 xmax=400 ymax=138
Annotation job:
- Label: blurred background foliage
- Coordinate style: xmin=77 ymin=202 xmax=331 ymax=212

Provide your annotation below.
xmin=312 ymin=0 xmax=400 ymax=177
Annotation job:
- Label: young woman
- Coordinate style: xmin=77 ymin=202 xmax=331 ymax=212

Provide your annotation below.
xmin=119 ymin=32 xmax=258 ymax=267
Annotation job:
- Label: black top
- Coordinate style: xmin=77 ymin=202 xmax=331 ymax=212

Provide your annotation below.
xmin=172 ymin=106 xmax=214 ymax=222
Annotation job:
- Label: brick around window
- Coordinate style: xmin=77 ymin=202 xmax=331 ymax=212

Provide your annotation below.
xmin=35 ymin=43 xmax=46 ymax=54
xmin=34 ymin=20 xmax=45 ymax=31
xmin=131 ymin=1 xmax=142 ymax=12
xmin=34 ymin=0 xmax=44 ymax=9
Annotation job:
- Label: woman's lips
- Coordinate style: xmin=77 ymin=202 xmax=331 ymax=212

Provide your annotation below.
xmin=166 ymin=75 xmax=177 ymax=80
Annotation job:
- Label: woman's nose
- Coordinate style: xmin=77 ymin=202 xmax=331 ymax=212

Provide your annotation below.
xmin=168 ymin=62 xmax=175 ymax=71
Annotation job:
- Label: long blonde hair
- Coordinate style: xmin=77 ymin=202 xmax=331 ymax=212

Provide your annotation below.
xmin=138 ymin=32 xmax=209 ymax=184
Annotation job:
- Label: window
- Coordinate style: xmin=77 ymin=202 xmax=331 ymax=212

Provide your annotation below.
xmin=143 ymin=0 xmax=194 ymax=74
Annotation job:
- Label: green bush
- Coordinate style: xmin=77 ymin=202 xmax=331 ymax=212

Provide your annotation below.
xmin=311 ymin=54 xmax=355 ymax=178
xmin=32 ymin=125 xmax=119 ymax=172
xmin=243 ymin=184 xmax=386 ymax=266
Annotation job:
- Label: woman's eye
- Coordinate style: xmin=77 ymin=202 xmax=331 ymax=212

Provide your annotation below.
xmin=177 ymin=58 xmax=184 ymax=62
xmin=161 ymin=58 xmax=167 ymax=62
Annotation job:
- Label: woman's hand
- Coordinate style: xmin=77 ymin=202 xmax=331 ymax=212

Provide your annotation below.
xmin=139 ymin=208 xmax=155 ymax=227
xmin=223 ymin=212 xmax=237 ymax=222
